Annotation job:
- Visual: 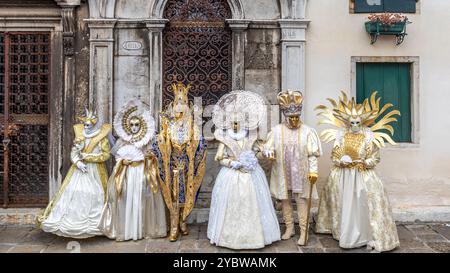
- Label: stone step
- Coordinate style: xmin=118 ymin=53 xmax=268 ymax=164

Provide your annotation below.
xmin=2 ymin=206 xmax=450 ymax=226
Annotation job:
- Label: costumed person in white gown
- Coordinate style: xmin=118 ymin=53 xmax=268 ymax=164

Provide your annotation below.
xmin=315 ymin=91 xmax=400 ymax=252
xmin=37 ymin=106 xmax=111 ymax=238
xmin=98 ymin=99 xmax=167 ymax=241
xmin=263 ymin=90 xmax=322 ymax=246
xmin=207 ymin=90 xmax=281 ymax=250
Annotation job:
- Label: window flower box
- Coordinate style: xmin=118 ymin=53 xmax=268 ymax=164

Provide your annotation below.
xmin=365 ymin=13 xmax=411 ymax=45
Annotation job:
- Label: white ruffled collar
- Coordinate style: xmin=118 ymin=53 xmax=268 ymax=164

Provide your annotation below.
xmin=83 ymin=127 xmax=100 ymax=138
xmin=227 ymin=128 xmax=248 ymax=141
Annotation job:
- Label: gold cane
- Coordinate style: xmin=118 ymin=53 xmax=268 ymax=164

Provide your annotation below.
xmin=303 ymin=173 xmax=317 ymax=246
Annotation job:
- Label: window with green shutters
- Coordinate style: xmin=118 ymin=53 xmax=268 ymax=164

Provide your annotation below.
xmin=356 ymin=62 xmax=412 ymax=142
xmin=353 ymin=0 xmax=417 ymax=13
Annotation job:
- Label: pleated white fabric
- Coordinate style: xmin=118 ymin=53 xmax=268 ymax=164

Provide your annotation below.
xmin=207 ymin=164 xmax=281 ymax=249
xmin=41 ymin=163 xmax=104 ymax=239
xmin=338 ymin=168 xmax=372 ymax=248
xmin=98 ymin=144 xmax=167 ymax=241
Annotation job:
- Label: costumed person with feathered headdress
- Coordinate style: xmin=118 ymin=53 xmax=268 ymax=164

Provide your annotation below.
xmin=315 ymin=91 xmax=400 ymax=252
xmin=207 ymin=90 xmax=280 ymax=250
xmin=151 ymin=83 xmax=207 ymax=242
xmin=37 ymin=105 xmax=111 ymax=238
xmin=263 ymin=90 xmax=322 ymax=246
xmin=98 ymin=99 xmax=167 ymax=241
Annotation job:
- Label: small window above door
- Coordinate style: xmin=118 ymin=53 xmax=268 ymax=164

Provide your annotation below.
xmin=351 ymin=0 xmax=418 ymax=13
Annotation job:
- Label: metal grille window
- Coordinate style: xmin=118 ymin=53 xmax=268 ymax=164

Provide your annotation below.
xmin=354 ymin=0 xmax=417 ymax=13
xmin=0 ymin=32 xmax=50 ymax=208
xmin=162 ymin=0 xmax=232 ymax=107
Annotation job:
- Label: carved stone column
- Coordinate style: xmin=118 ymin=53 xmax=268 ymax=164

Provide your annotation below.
xmin=278 ymin=19 xmax=310 ymax=92
xmin=58 ymin=4 xmax=78 ymax=178
xmin=227 ymin=19 xmax=250 ymax=90
xmin=146 ymin=19 xmax=168 ymax=122
xmin=86 ymin=19 xmax=117 ymax=125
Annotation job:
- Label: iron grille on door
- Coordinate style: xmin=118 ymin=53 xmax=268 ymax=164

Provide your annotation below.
xmin=0 ymin=32 xmax=50 ymax=208
xmin=162 ymin=0 xmax=232 ymax=107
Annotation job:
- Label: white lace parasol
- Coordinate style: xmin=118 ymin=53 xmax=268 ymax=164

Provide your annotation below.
xmin=212 ymin=90 xmax=267 ymax=130
xmin=113 ymin=98 xmax=155 ymax=148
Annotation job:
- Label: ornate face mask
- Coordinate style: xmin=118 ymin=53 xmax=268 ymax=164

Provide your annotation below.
xmin=78 ymin=105 xmax=98 ymax=132
xmin=349 ymin=116 xmax=362 ymax=133
xmin=171 ymin=83 xmax=191 ymax=119
xmin=286 ymin=116 xmax=301 ymax=129
xmin=129 ymin=117 xmax=142 ymax=135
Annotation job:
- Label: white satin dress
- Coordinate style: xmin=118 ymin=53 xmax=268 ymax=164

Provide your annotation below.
xmin=207 ymin=130 xmax=281 ymax=249
xmin=98 ymin=143 xmax=167 ymax=241
xmin=41 ymin=136 xmax=107 ymax=238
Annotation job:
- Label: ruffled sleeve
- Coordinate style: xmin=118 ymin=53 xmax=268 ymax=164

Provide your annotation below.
xmin=215 ymin=143 xmax=232 ymax=167
xmin=306 ymin=127 xmax=322 ymax=174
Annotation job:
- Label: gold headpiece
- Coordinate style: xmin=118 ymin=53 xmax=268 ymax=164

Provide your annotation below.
xmin=315 ymin=91 xmax=401 ymax=147
xmin=172 ymin=83 xmax=191 ymax=106
xmin=277 ymin=90 xmax=304 ymax=116
xmin=77 ymin=104 xmax=98 ymax=125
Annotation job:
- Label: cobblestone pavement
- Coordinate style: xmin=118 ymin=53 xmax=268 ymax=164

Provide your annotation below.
xmin=0 ymin=223 xmax=449 ymax=253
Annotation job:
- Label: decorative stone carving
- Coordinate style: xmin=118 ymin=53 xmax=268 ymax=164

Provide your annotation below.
xmin=280 ymin=0 xmax=308 ymax=19
xmin=87 ymin=0 xmax=116 ymax=18
xmin=61 ymin=7 xmax=75 ymax=56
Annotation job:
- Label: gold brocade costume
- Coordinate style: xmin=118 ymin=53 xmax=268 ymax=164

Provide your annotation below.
xmin=37 ymin=123 xmax=111 ymax=225
xmin=37 ymin=109 xmax=111 ymax=239
xmin=315 ymin=92 xmax=400 ymax=252
xmin=152 ymin=83 xmax=207 ymax=241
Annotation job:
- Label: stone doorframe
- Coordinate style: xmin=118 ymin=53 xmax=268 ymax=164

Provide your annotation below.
xmin=0 ymin=15 xmax=64 ymax=199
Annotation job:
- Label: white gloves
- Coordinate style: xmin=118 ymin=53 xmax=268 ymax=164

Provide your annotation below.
xmin=76 ymin=161 xmax=87 ymax=173
xmin=263 ymin=150 xmax=275 ymax=158
xmin=340 ymin=155 xmax=353 ymax=165
xmin=230 ymin=161 xmax=242 ymax=170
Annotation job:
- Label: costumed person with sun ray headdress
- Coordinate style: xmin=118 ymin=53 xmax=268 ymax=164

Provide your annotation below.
xmin=315 ymin=91 xmax=400 ymax=252
xmin=37 ymin=105 xmax=111 ymax=238
xmin=98 ymin=99 xmax=167 ymax=241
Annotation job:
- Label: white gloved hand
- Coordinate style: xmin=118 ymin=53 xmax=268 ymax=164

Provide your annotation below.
xmin=263 ymin=150 xmax=275 ymax=158
xmin=230 ymin=161 xmax=242 ymax=170
xmin=340 ymin=155 xmax=353 ymax=165
xmin=76 ymin=161 xmax=87 ymax=173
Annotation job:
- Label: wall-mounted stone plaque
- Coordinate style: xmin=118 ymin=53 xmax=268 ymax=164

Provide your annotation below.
xmin=122 ymin=41 xmax=142 ymax=50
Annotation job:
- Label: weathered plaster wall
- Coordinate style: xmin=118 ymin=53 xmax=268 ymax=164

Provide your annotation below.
xmin=113 ymin=26 xmax=150 ymax=113
xmin=244 ymin=28 xmax=281 ymax=105
xmin=306 ymin=0 xmax=450 ymax=218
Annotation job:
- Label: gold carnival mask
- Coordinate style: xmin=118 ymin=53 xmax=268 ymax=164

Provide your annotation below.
xmin=171 ymin=83 xmax=191 ymax=119
xmin=122 ymin=106 xmax=148 ymax=142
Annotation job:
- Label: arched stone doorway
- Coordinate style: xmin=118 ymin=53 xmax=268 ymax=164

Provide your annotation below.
xmin=162 ymin=0 xmax=233 ymax=107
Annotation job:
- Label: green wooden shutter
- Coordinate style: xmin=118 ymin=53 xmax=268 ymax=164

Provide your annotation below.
xmin=354 ymin=0 xmax=416 ymax=13
xmin=356 ymin=62 xmax=412 ymax=142
xmin=354 ymin=0 xmax=384 ymax=13
xmin=384 ymin=0 xmax=416 ymax=13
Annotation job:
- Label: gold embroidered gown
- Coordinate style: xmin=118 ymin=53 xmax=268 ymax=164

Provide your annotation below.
xmin=37 ymin=124 xmax=111 ymax=238
xmin=315 ymin=129 xmax=400 ymax=252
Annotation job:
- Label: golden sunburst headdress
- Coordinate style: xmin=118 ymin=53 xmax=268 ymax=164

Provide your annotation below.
xmin=77 ymin=104 xmax=98 ymax=125
xmin=277 ymin=90 xmax=304 ymax=117
xmin=315 ymin=91 xmax=401 ymax=148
